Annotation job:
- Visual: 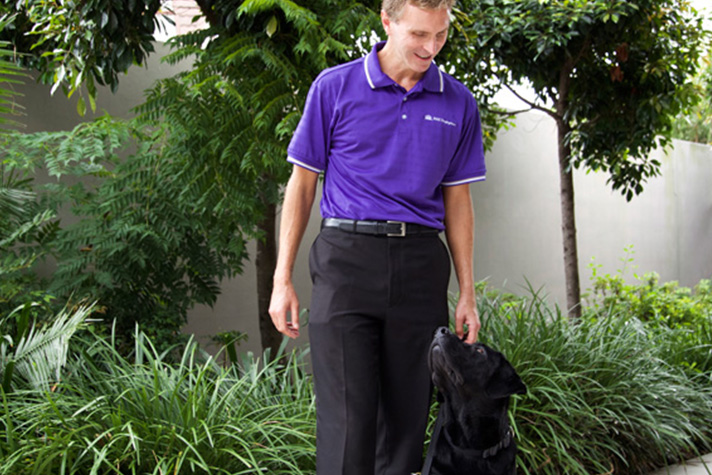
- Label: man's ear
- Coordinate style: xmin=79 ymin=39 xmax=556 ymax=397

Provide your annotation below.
xmin=486 ymin=358 xmax=527 ymax=399
xmin=381 ymin=10 xmax=391 ymax=35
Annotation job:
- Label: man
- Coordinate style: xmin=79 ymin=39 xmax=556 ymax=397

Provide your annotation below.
xmin=268 ymin=0 xmax=486 ymax=472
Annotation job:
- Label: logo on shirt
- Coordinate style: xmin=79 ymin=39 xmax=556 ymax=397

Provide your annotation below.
xmin=424 ymin=114 xmax=457 ymax=127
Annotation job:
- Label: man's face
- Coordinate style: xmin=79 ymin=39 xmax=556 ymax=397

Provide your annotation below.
xmin=381 ymin=3 xmax=450 ymax=75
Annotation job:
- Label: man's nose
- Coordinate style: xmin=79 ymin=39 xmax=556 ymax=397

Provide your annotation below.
xmin=424 ymin=39 xmax=437 ymax=55
xmin=425 ymin=38 xmax=442 ymax=56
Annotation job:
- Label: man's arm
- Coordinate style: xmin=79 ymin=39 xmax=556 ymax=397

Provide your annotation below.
xmin=443 ymin=183 xmax=480 ymax=343
xmin=268 ymin=165 xmax=319 ymax=339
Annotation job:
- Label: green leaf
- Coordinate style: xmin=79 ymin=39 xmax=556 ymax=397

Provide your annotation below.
xmin=76 ymin=96 xmax=86 ymax=116
xmin=266 ymin=15 xmax=279 ymax=38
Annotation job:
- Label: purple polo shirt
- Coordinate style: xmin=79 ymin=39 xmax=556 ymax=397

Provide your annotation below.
xmin=287 ymin=41 xmax=486 ymax=230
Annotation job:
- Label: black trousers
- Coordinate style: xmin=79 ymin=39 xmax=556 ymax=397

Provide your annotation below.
xmin=308 ymin=227 xmax=451 ymax=475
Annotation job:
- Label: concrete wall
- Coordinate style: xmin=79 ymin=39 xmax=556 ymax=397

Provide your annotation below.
xmin=14 ymin=47 xmax=712 ymax=356
xmin=471 ymin=112 xmax=712 ymax=305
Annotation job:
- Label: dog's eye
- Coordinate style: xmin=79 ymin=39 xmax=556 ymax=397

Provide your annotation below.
xmin=476 ymin=347 xmax=485 ymax=355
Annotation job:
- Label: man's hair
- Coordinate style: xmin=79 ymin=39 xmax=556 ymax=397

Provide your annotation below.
xmin=382 ymin=0 xmax=455 ymax=21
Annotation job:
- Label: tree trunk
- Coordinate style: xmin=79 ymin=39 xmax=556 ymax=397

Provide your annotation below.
xmin=256 ymin=202 xmax=282 ymax=355
xmin=555 ymin=63 xmax=582 ymax=319
xmin=555 ymin=122 xmax=582 ymax=319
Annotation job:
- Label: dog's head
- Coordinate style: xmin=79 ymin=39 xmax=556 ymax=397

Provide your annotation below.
xmin=429 ymin=327 xmax=526 ymax=403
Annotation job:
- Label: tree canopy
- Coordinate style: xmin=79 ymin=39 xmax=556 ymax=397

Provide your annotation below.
xmin=0 ymin=0 xmax=165 ymax=113
xmin=442 ymin=0 xmax=710 ymax=316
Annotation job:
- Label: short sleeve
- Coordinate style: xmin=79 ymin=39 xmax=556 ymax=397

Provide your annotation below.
xmin=287 ymin=73 xmax=334 ymax=174
xmin=441 ymin=94 xmax=486 ymax=186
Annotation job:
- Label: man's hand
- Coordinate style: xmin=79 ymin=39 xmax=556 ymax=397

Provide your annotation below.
xmin=268 ymin=165 xmax=318 ymax=340
xmin=454 ymin=295 xmax=480 ymax=344
xmin=443 ymin=184 xmax=480 ymax=344
xmin=269 ymin=280 xmax=301 ymax=339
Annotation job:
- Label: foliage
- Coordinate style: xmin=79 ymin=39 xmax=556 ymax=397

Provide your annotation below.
xmin=0 ymin=0 xmax=167 ymax=114
xmin=1 ymin=281 xmax=711 ymax=473
xmin=0 ymin=117 xmax=254 ymax=351
xmin=672 ymin=55 xmax=712 ymax=145
xmin=0 ymin=328 xmax=315 ymax=474
xmin=453 ymin=0 xmax=709 ymax=199
xmin=0 ymin=159 xmax=56 ymax=316
xmin=584 ymin=254 xmax=712 ymax=376
xmin=0 ymin=285 xmax=708 ymax=475
xmin=134 ymin=0 xmax=380 ymax=352
xmin=472 ymin=285 xmax=712 ymax=474
xmin=3 ymin=0 xmax=384 ymax=349
xmin=0 ymin=13 xmax=25 ymax=131
xmin=0 ymin=24 xmax=55 ymax=316
xmin=442 ymin=0 xmax=712 ymax=318
xmin=0 ymin=302 xmax=91 ymax=393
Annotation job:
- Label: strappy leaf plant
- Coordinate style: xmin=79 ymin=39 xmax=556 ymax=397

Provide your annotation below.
xmin=0 ymin=327 xmax=316 ymax=474
xmin=470 ymin=284 xmax=712 ymax=475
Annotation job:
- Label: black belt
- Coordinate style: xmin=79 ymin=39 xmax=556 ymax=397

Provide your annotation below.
xmin=322 ymin=218 xmax=440 ymax=237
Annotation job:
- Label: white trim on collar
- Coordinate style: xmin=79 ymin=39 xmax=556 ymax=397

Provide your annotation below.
xmin=364 ymin=47 xmax=444 ymax=92
xmin=364 ymin=54 xmax=376 ymax=89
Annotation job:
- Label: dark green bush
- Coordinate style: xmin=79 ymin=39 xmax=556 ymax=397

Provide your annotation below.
xmin=1 ymin=117 xmax=257 ymax=352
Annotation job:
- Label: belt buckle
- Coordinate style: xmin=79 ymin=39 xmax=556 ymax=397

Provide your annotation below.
xmin=387 ymin=220 xmax=406 ymax=237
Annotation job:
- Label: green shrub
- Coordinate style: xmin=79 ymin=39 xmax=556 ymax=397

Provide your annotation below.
xmin=4 ymin=278 xmax=711 ymax=474
xmin=1 ymin=117 xmax=257 ymax=352
xmin=455 ymin=284 xmax=712 ymax=474
xmin=0 ymin=328 xmax=315 ymax=474
xmin=584 ymin=257 xmax=712 ymax=376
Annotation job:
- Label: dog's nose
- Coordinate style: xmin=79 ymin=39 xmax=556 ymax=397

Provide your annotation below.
xmin=435 ymin=327 xmax=449 ymax=336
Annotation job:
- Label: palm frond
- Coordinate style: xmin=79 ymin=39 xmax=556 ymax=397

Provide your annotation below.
xmin=10 ymin=303 xmax=94 ymax=391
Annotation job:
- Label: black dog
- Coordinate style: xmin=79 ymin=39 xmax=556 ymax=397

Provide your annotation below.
xmin=423 ymin=327 xmax=526 ymax=475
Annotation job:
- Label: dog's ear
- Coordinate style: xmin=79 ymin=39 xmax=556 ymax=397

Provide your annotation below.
xmin=486 ymin=358 xmax=527 ymax=399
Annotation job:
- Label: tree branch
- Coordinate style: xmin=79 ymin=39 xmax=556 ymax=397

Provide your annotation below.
xmin=491 ymin=107 xmax=534 ymax=116
xmin=504 ymin=84 xmax=558 ymax=120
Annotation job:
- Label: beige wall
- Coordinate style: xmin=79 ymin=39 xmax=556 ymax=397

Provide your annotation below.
xmin=15 ymin=48 xmax=712 ymax=356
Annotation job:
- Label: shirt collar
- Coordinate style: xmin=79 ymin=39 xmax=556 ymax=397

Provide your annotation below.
xmin=364 ymin=40 xmax=444 ymax=93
